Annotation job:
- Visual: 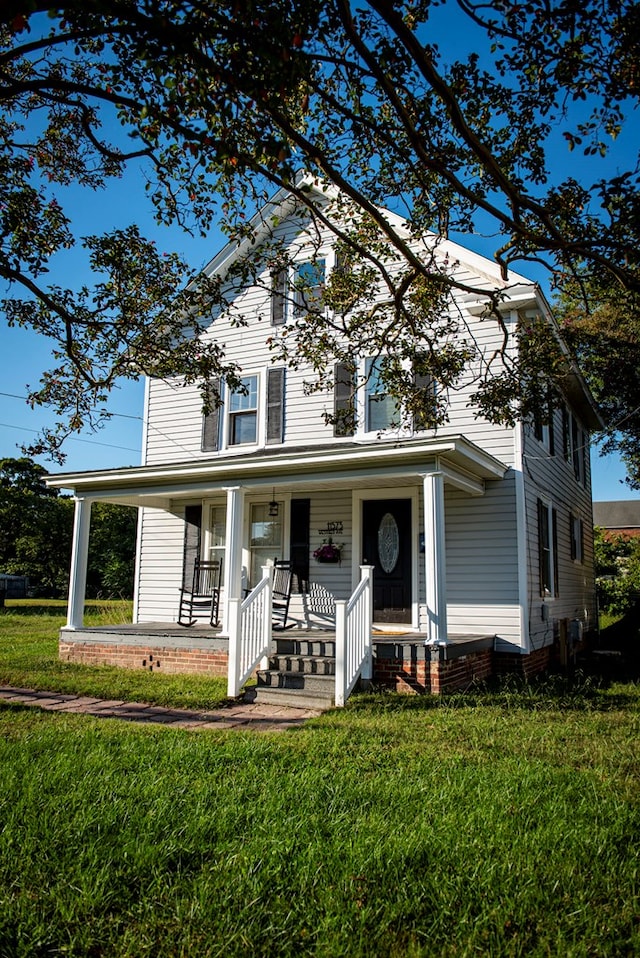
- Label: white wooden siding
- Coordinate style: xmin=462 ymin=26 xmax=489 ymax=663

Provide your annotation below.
xmin=142 ymin=209 xmax=523 ymax=467
xmin=521 ymin=406 xmax=596 ymax=652
xmin=440 ymin=480 xmax=522 ymax=644
xmin=136 ymin=506 xmax=186 ymax=623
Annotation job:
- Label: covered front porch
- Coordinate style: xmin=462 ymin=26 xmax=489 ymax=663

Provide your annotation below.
xmin=59 ymin=620 xmax=497 ymax=699
xmin=48 ymin=434 xmax=508 ymax=704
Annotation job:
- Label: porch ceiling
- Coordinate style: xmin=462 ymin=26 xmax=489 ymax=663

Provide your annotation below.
xmin=45 ymin=434 xmax=508 ymax=507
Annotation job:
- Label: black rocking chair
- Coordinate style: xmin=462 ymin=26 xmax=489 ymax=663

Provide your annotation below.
xmin=178 ymin=558 xmax=222 ymax=626
xmin=272 ymin=559 xmax=293 ymax=630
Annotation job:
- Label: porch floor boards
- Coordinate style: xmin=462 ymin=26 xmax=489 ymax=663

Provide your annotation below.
xmin=61 ymin=622 xmax=493 ymax=650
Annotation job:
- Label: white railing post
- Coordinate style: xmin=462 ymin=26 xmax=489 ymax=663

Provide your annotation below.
xmin=227 ymin=597 xmax=241 ymax=698
xmin=260 ymin=564 xmax=273 ymax=672
xmin=360 ymin=565 xmax=374 ymax=681
xmin=335 ymin=599 xmax=347 ymax=708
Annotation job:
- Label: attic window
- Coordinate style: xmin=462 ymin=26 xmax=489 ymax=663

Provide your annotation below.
xmin=293 ymin=259 xmax=325 ymax=314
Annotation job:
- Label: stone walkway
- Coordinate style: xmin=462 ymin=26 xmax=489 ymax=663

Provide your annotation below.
xmin=0 ymin=686 xmax=323 ymax=732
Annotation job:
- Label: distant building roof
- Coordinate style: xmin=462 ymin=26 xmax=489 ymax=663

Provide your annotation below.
xmin=593 ymin=500 xmax=640 ymax=530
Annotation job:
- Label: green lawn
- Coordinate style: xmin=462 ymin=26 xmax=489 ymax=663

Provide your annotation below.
xmin=0 ymin=600 xmax=229 ymax=710
xmin=0 ymin=603 xmax=638 ymax=956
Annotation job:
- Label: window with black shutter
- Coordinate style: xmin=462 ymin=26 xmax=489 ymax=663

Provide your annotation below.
xmin=201 ymin=377 xmax=221 ymax=452
xmin=538 ymin=498 xmax=559 ymax=597
xmin=334 ymin=361 xmax=355 ymax=437
xmin=266 ymin=367 xmax=285 ymax=445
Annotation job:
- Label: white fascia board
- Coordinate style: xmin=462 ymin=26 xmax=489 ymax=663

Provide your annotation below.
xmin=200 ymin=176 xmax=535 ymax=293
xmin=45 ymin=435 xmax=507 ymax=498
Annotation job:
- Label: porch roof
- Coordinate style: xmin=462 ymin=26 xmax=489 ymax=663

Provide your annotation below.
xmin=45 ymin=434 xmax=508 ymax=508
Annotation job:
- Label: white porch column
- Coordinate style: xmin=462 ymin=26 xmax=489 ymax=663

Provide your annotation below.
xmin=422 ymin=469 xmax=448 ymax=644
xmin=222 ymin=485 xmax=245 ymax=634
xmin=66 ymin=496 xmax=92 ymax=629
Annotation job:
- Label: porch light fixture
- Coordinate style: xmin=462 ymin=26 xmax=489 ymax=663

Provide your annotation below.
xmin=268 ymin=490 xmax=279 ymax=517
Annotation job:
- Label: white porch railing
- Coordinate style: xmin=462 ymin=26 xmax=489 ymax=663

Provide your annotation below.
xmin=227 ymin=565 xmax=272 ymax=698
xmin=335 ymin=565 xmax=373 ymax=707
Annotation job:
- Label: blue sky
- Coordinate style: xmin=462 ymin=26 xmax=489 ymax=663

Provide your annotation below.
xmin=0 ymin=7 xmax=636 ymax=502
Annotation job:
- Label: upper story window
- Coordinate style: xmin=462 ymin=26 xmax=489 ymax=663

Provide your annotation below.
xmin=202 ymin=368 xmax=285 ymax=452
xmin=562 ymin=406 xmax=587 ymax=485
xmin=229 ymin=376 xmax=258 ymax=445
xmin=333 ymin=356 xmax=435 ymax=438
xmin=570 ymin=513 xmax=584 ymax=563
xmin=538 ymin=498 xmax=559 ymax=598
xmin=365 ymin=357 xmax=400 ymax=432
xmin=533 ymin=394 xmax=555 ymax=454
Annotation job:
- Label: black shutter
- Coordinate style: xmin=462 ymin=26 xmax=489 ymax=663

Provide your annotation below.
xmin=334 ymin=362 xmax=355 ymax=437
xmin=570 ymin=514 xmax=577 ymax=561
xmin=266 ymin=367 xmax=285 ymax=445
xmin=201 ymin=377 xmax=221 ymax=452
xmin=271 ymin=268 xmax=286 ymax=326
xmin=182 ymin=504 xmax=202 ymax=589
xmin=572 ymin=416 xmax=580 ymax=479
xmin=552 ymin=508 xmax=559 ymax=596
xmin=413 ymin=363 xmax=434 ymax=432
xmin=562 ymin=406 xmax=571 ymax=461
xmin=581 ymin=429 xmax=588 ymax=486
xmin=548 ymin=399 xmax=556 ymax=456
xmin=290 ymin=498 xmax=310 ymax=593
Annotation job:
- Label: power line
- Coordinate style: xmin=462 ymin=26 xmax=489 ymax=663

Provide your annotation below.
xmin=0 ymin=390 xmax=144 ymax=422
xmin=0 ymin=422 xmax=140 ymax=453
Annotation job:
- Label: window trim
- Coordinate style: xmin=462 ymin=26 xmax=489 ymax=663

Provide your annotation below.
xmin=365 ymin=357 xmax=396 ymax=433
xmin=538 ymin=498 xmax=559 ymax=598
xmin=292 ymin=257 xmax=326 ymax=316
xmin=227 ymin=374 xmax=259 ymax=447
xmin=563 ymin=405 xmax=587 ymax=485
xmin=570 ymin=513 xmax=584 ymax=563
xmin=533 ymin=395 xmax=555 ymax=455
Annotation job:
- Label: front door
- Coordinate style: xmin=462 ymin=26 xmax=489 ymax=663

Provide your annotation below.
xmin=362 ymin=499 xmax=412 ymax=623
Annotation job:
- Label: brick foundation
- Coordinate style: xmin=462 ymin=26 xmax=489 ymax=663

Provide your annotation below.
xmin=59 ymin=640 xmax=229 ymax=676
xmin=493 ymin=644 xmax=553 ymax=680
xmin=373 ymin=642 xmax=431 ymax=693
xmin=373 ymin=638 xmax=495 ymax=695
xmin=429 ymin=648 xmax=493 ymax=694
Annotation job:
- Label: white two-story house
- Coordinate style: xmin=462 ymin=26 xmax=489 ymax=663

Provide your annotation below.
xmin=48 ymin=182 xmax=601 ymax=701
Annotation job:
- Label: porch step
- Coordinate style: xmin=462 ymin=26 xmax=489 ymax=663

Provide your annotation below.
xmin=272 ymin=637 xmax=336 ymax=658
xmin=269 ymin=654 xmax=335 ymax=676
xmin=253 ymin=634 xmax=338 ymax=709
xmin=251 ymin=685 xmax=335 ymax=710
xmin=255 ymin=668 xmax=335 ymax=708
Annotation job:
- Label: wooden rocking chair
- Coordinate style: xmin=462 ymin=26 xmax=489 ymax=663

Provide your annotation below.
xmin=272 ymin=559 xmax=293 ymax=630
xmin=178 ymin=558 xmax=222 ymax=626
